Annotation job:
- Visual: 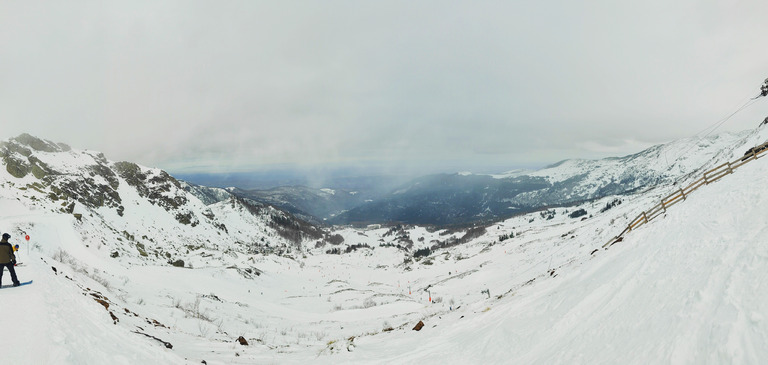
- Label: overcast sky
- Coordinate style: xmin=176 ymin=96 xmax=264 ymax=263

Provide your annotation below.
xmin=2 ymin=1 xmax=768 ymax=175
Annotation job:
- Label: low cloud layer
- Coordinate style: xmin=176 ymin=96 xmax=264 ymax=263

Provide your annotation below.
xmin=2 ymin=1 xmax=767 ymax=174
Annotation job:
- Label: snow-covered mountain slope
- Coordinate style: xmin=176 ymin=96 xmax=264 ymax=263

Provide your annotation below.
xmin=335 ymin=128 xmax=766 ymax=225
xmin=179 ymin=181 xmax=231 ymax=206
xmin=520 ymin=129 xmax=762 ymax=199
xmin=228 ymin=185 xmax=367 ymax=224
xmin=349 ymin=128 xmax=768 ymax=364
xmin=0 ymin=134 xmax=327 ymax=266
xmin=1 ymin=125 xmax=767 ymax=364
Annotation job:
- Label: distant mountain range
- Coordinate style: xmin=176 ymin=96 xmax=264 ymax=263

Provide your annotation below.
xmin=192 ymin=130 xmax=760 ymax=226
xmin=5 ymin=128 xmax=762 ymax=235
xmin=226 ymin=186 xmax=366 ymax=225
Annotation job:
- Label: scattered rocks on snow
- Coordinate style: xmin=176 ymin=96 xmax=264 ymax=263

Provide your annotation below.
xmin=412 ymin=321 xmax=425 ymax=331
xmin=237 ymin=336 xmax=248 ymax=346
xmin=133 ymin=331 xmax=173 ymax=349
xmin=93 ymin=297 xmax=109 ymax=310
xmin=147 ymin=318 xmax=168 ymax=328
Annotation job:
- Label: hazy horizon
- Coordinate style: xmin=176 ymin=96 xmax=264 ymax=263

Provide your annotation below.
xmin=3 ymin=1 xmax=768 ymax=176
xmin=170 ymin=157 xmax=546 ymax=190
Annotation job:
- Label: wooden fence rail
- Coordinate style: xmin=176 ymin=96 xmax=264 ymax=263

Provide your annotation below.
xmin=603 ymin=141 xmax=768 ymax=249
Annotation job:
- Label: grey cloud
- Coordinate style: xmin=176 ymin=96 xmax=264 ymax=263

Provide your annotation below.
xmin=1 ymin=1 xmax=767 ymax=175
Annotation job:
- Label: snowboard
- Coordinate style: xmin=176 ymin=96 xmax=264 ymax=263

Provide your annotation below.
xmin=0 ymin=280 xmax=33 ymax=289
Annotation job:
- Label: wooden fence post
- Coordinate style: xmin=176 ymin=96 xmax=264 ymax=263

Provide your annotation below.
xmin=602 ymin=143 xmax=767 ymax=253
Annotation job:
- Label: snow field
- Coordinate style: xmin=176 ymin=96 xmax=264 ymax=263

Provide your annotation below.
xmin=345 ymin=143 xmax=768 ymax=364
xmin=1 ymin=126 xmax=767 ymax=363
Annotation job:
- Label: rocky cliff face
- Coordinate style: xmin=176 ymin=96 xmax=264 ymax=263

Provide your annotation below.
xmin=1 ymin=134 xmax=198 ymax=224
xmin=2 ymin=134 xmax=124 ymax=213
xmin=0 ymin=133 xmax=327 ymax=266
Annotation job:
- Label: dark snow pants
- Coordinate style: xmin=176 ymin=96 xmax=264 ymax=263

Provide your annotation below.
xmin=0 ymin=263 xmax=19 ymax=286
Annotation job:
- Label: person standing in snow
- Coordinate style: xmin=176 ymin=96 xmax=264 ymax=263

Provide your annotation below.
xmin=0 ymin=233 xmax=21 ymax=287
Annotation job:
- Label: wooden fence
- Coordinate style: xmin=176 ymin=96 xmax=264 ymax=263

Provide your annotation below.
xmin=603 ymin=140 xmax=768 ymax=249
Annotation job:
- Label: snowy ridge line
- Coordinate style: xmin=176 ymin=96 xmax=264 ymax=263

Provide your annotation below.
xmin=603 ymin=139 xmax=768 ymax=249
